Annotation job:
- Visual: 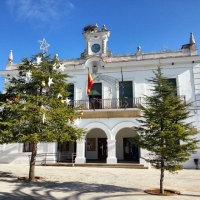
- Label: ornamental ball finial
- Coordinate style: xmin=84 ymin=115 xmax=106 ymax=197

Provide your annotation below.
xmin=137 ymin=46 xmax=141 ymax=52
xmin=8 ymin=50 xmax=13 ymax=63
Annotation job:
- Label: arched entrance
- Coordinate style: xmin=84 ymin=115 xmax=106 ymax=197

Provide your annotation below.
xmin=86 ymin=128 xmax=107 ymax=163
xmin=116 ymin=128 xmax=140 ymax=163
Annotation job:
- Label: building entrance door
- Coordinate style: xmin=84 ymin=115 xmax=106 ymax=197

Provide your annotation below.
xmin=98 ymin=138 xmax=107 ymax=160
xmin=123 ymin=138 xmax=139 ymax=161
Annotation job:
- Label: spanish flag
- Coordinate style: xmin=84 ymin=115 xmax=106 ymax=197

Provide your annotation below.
xmin=87 ymin=70 xmax=94 ymax=94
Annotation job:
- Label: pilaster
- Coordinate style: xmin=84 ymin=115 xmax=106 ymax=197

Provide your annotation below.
xmin=75 ymin=139 xmax=86 ymax=164
xmin=106 ymin=139 xmax=117 ymax=164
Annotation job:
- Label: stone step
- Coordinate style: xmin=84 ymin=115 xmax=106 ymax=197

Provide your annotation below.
xmin=75 ymin=163 xmax=148 ymax=169
xmin=39 ymin=163 xmax=148 ymax=169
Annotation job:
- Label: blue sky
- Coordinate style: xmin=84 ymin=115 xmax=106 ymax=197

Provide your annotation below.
xmin=0 ymin=0 xmax=200 ymax=91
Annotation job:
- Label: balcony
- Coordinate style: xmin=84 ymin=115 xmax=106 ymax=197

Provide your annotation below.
xmin=71 ymin=98 xmax=141 ymax=118
xmin=72 ymin=95 xmax=186 ymax=111
xmin=73 ymin=97 xmax=141 ymax=110
xmin=70 ymin=96 xmax=186 ymax=119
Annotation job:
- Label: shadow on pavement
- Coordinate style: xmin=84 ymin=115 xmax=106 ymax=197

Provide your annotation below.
xmin=0 ymin=170 xmax=15 ymax=178
xmin=0 ymin=171 xmax=199 ymax=200
xmin=0 ymin=176 xmax=144 ymax=200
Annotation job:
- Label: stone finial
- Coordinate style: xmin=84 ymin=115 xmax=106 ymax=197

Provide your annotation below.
xmin=137 ymin=46 xmax=141 ymax=52
xmin=136 ymin=46 xmax=142 ymax=60
xmin=8 ymin=50 xmax=13 ymax=63
xmin=94 ymin=23 xmax=98 ymax=32
xmin=54 ymin=54 xmax=59 ymax=61
xmin=190 ymin=32 xmax=195 ymax=45
xmin=101 ymin=25 xmax=107 ymax=31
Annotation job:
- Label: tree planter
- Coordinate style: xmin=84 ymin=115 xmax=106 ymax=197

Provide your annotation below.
xmin=144 ymin=188 xmax=180 ymax=196
xmin=18 ymin=176 xmax=44 ymax=181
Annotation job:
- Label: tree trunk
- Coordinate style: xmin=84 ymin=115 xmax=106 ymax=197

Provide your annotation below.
xmin=29 ymin=143 xmax=37 ymax=181
xmin=160 ymin=158 xmax=164 ymax=194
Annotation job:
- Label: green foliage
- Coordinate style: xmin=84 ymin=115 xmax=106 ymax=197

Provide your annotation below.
xmin=132 ymin=67 xmax=199 ymax=172
xmin=0 ymin=53 xmax=85 ymax=145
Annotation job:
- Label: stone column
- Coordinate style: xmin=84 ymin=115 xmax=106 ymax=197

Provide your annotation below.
xmin=106 ymin=139 xmax=117 ymax=164
xmin=75 ymin=139 xmax=86 ymax=164
xmin=140 ymin=148 xmax=150 ymax=168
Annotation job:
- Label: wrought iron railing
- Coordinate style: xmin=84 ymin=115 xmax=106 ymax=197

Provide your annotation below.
xmin=28 ymin=152 xmax=76 ymax=166
xmin=70 ymin=95 xmax=186 ymax=110
xmin=71 ymin=97 xmax=141 ymax=110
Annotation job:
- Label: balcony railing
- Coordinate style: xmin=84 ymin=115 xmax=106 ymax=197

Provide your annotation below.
xmin=70 ymin=95 xmax=186 ymax=110
xmin=71 ymin=97 xmax=141 ymax=110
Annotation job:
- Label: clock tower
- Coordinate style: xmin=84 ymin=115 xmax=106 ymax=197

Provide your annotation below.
xmin=80 ymin=24 xmax=111 ymax=58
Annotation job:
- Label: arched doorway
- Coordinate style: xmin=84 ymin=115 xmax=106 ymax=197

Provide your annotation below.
xmin=116 ymin=128 xmax=140 ymax=163
xmin=86 ymin=128 xmax=107 ymax=163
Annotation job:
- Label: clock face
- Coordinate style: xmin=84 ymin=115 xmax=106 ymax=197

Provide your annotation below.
xmin=91 ymin=44 xmax=101 ymax=53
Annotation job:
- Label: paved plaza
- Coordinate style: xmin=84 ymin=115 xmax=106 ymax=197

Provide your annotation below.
xmin=0 ymin=164 xmax=199 ymax=200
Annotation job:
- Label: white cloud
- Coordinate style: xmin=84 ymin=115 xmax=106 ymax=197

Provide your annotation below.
xmin=6 ymin=0 xmax=74 ymax=23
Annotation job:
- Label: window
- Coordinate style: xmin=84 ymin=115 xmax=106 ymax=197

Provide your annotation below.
xmin=167 ymin=78 xmax=177 ymax=96
xmin=67 ymin=84 xmax=74 ymax=107
xmin=67 ymin=84 xmax=74 ymax=101
xmin=23 ymin=142 xmax=34 ymax=152
xmin=58 ymin=142 xmax=69 ymax=152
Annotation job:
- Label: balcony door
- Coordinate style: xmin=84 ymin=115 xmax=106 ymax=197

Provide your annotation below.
xmin=89 ymin=83 xmax=102 ymax=109
xmin=119 ymin=81 xmax=133 ymax=108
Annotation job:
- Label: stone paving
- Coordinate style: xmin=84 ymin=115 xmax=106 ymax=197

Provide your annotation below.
xmin=0 ymin=164 xmax=200 ymax=199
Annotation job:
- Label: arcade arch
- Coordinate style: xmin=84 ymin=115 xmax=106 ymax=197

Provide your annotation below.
xmin=86 ymin=128 xmax=107 ymax=162
xmin=116 ymin=128 xmax=140 ymax=163
xmin=84 ymin=122 xmax=111 ymax=139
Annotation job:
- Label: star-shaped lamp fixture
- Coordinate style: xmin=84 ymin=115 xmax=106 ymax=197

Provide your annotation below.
xmin=38 ymin=38 xmax=50 ymax=53
xmin=48 ymin=77 xmax=53 ymax=87
xmin=58 ymin=63 xmax=65 ymax=72
xmin=73 ymin=118 xmax=81 ymax=127
xmin=64 ymin=98 xmax=71 ymax=105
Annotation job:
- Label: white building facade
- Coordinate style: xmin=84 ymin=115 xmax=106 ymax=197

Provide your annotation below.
xmin=0 ymin=25 xmax=200 ymax=168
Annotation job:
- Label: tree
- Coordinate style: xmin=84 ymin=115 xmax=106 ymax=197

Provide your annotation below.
xmin=0 ymin=53 xmax=84 ymax=181
xmin=0 ymin=93 xmax=17 ymax=144
xmin=131 ymin=67 xmax=199 ymax=194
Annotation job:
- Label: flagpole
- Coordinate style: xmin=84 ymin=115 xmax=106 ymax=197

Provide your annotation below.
xmin=121 ymin=67 xmax=124 ymax=96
